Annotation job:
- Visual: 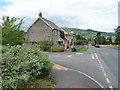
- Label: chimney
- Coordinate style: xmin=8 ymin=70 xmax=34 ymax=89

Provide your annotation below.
xmin=39 ymin=12 xmax=42 ymax=17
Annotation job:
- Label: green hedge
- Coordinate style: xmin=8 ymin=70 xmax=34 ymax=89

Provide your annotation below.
xmin=50 ymin=46 xmax=64 ymax=52
xmin=2 ymin=45 xmax=52 ymax=89
xmin=34 ymin=41 xmax=54 ymax=51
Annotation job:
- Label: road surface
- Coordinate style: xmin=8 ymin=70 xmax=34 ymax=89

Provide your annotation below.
xmin=48 ymin=46 xmax=118 ymax=89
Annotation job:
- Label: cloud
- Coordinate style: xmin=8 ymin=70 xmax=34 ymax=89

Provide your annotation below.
xmin=0 ymin=0 xmax=119 ymax=32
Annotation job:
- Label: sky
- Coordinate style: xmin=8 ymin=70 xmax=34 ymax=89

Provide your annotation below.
xmin=0 ymin=0 xmax=119 ymax=32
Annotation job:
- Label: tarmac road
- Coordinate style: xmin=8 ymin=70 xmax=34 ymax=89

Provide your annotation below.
xmin=48 ymin=46 xmax=118 ymax=89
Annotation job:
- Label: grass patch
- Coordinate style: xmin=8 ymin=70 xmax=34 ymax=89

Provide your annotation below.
xmin=18 ymin=77 xmax=55 ymax=89
xmin=77 ymin=47 xmax=88 ymax=52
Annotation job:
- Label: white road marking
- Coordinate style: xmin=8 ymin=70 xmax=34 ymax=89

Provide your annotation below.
xmin=94 ymin=53 xmax=99 ymax=59
xmin=53 ymin=63 xmax=104 ymax=88
xmin=101 ymin=66 xmax=103 ymax=69
xmin=94 ymin=53 xmax=113 ymax=88
xmin=109 ymin=85 xmax=113 ymax=90
xmin=92 ymin=53 xmax=94 ymax=59
xmin=98 ymin=61 xmax=101 ymax=65
xmin=104 ymin=73 xmax=107 ymax=77
xmin=67 ymin=55 xmax=72 ymax=57
xmin=102 ymin=69 xmax=104 ymax=72
xmin=106 ymin=78 xmax=110 ymax=83
xmin=70 ymin=69 xmax=104 ymax=88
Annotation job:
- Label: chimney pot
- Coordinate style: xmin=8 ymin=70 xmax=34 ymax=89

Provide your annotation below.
xmin=39 ymin=12 xmax=42 ymax=17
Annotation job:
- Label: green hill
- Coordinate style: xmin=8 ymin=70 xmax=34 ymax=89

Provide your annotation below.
xmin=62 ymin=27 xmax=115 ymax=39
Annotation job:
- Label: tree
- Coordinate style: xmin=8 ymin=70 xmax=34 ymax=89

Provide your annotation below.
xmin=94 ymin=32 xmax=101 ymax=44
xmin=101 ymin=35 xmax=107 ymax=44
xmin=114 ymin=26 xmax=120 ymax=45
xmin=108 ymin=35 xmax=112 ymax=44
xmin=74 ymin=34 xmax=88 ymax=45
xmin=1 ymin=16 xmax=25 ymax=46
xmin=60 ymin=31 xmax=65 ymax=39
xmin=75 ymin=34 xmax=86 ymax=40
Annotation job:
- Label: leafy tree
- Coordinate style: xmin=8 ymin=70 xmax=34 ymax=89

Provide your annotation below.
xmin=74 ymin=34 xmax=88 ymax=45
xmin=0 ymin=16 xmax=25 ymax=46
xmin=60 ymin=31 xmax=65 ymax=39
xmin=108 ymin=35 xmax=112 ymax=44
xmin=101 ymin=36 xmax=106 ymax=44
xmin=94 ymin=32 xmax=101 ymax=44
xmin=114 ymin=26 xmax=120 ymax=44
xmin=75 ymin=34 xmax=86 ymax=40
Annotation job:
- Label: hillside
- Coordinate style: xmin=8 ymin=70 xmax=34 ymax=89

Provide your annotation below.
xmin=62 ymin=27 xmax=115 ymax=39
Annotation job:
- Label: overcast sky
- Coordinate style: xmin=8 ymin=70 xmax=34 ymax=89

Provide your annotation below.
xmin=0 ymin=0 xmax=119 ymax=32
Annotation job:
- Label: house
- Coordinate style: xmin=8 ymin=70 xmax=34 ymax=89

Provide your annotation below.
xmin=26 ymin=12 xmax=64 ymax=46
xmin=61 ymin=29 xmax=76 ymax=49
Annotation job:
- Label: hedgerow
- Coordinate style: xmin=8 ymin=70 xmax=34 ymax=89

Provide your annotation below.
xmin=50 ymin=46 xmax=64 ymax=52
xmin=2 ymin=45 xmax=52 ymax=89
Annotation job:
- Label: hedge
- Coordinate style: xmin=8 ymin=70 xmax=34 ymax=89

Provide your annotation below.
xmin=50 ymin=46 xmax=64 ymax=52
xmin=1 ymin=45 xmax=52 ymax=89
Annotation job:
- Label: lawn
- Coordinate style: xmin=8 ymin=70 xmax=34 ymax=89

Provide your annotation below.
xmin=77 ymin=47 xmax=88 ymax=52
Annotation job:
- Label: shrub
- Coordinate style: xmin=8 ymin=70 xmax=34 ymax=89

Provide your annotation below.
xmin=2 ymin=45 xmax=52 ymax=89
xmin=34 ymin=41 xmax=54 ymax=51
xmin=50 ymin=46 xmax=64 ymax=52
xmin=74 ymin=40 xmax=87 ymax=45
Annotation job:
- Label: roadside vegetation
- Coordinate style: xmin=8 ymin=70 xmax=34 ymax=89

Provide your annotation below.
xmin=18 ymin=78 xmax=54 ymax=89
xmin=1 ymin=16 xmax=54 ymax=89
xmin=77 ymin=47 xmax=88 ymax=52
xmin=2 ymin=45 xmax=54 ymax=89
xmin=50 ymin=46 xmax=64 ymax=52
xmin=1 ymin=16 xmax=25 ymax=46
xmin=94 ymin=32 xmax=113 ymax=45
xmin=34 ymin=41 xmax=54 ymax=51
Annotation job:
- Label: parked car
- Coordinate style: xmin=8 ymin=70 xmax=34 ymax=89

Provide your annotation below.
xmin=95 ymin=44 xmax=100 ymax=48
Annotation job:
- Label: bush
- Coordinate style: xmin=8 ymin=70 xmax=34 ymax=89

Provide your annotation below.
xmin=74 ymin=40 xmax=87 ymax=45
xmin=34 ymin=41 xmax=54 ymax=51
xmin=2 ymin=45 xmax=52 ymax=89
xmin=50 ymin=46 xmax=64 ymax=52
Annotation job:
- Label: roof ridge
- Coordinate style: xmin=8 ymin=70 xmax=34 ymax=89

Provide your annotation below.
xmin=40 ymin=17 xmax=54 ymax=30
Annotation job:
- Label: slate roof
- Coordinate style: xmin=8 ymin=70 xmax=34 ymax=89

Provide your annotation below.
xmin=43 ymin=18 xmax=61 ymax=31
xmin=27 ymin=17 xmax=62 ymax=31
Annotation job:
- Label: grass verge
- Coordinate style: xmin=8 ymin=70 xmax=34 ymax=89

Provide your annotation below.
xmin=18 ymin=77 xmax=55 ymax=89
xmin=77 ymin=47 xmax=88 ymax=52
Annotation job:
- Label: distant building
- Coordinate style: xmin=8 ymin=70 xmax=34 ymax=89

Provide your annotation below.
xmin=26 ymin=12 xmax=64 ymax=46
xmin=61 ymin=29 xmax=76 ymax=49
